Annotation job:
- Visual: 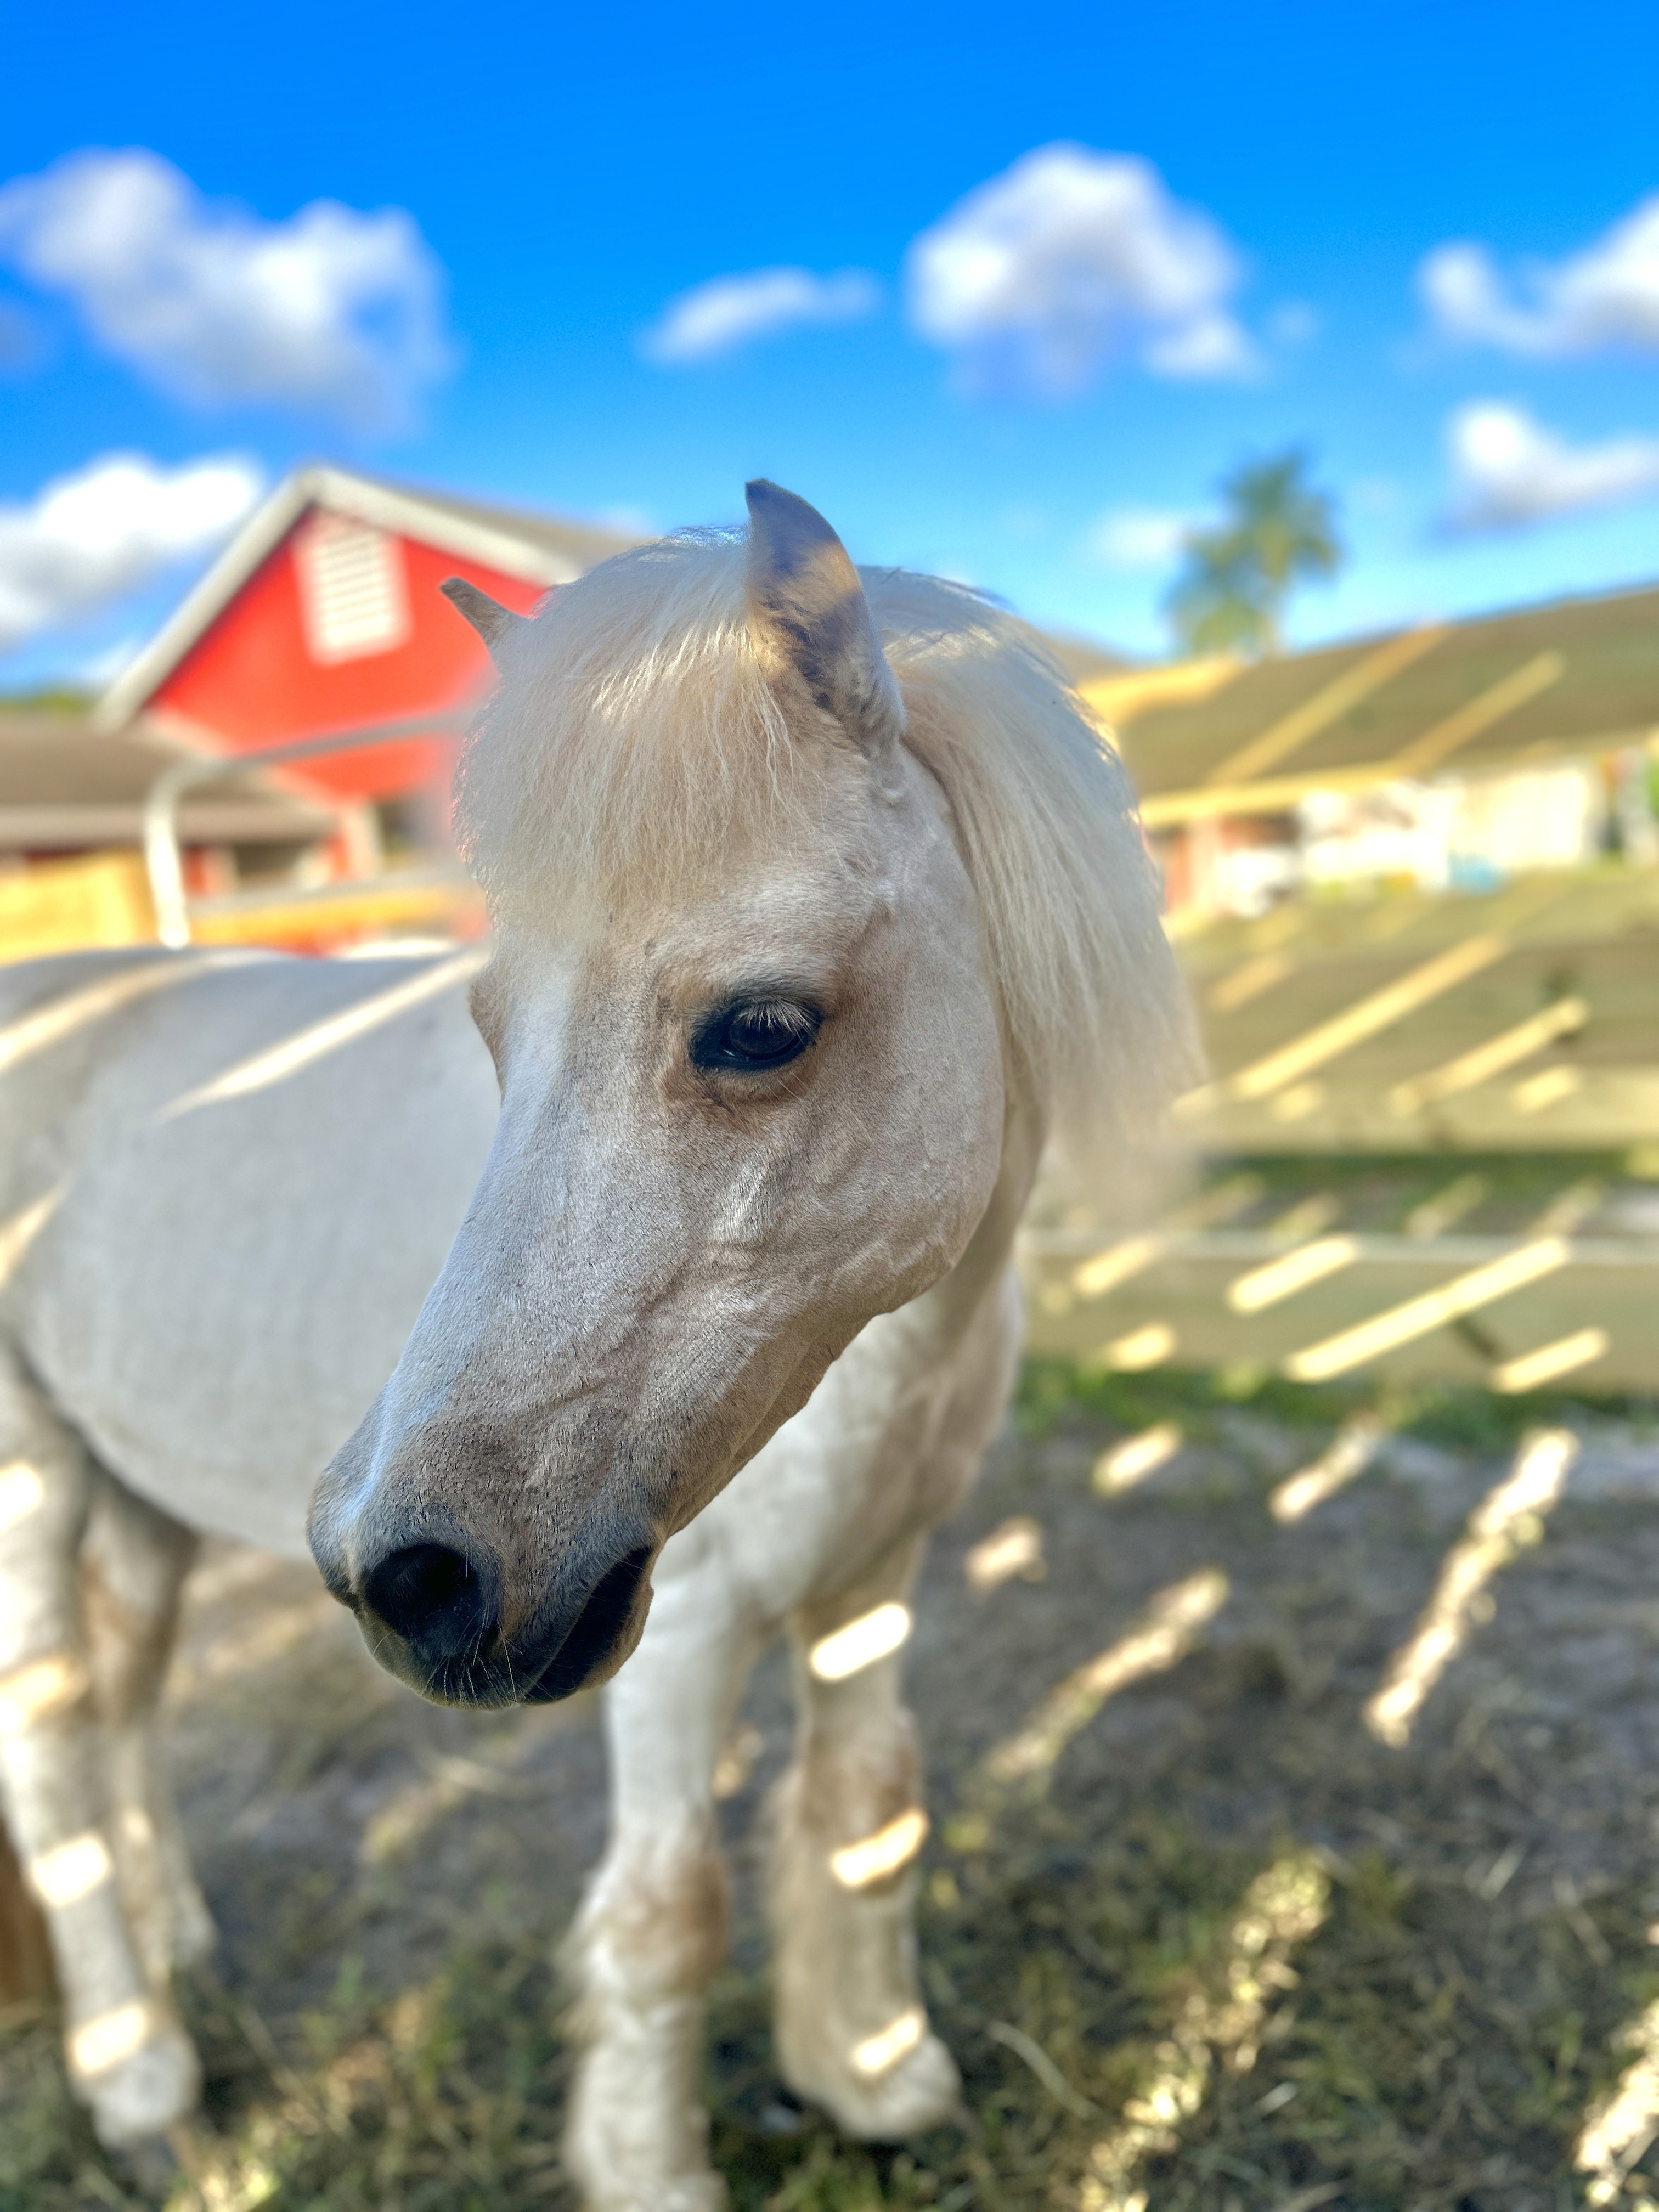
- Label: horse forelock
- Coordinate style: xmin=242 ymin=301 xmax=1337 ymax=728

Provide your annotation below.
xmin=453 ymin=528 xmax=1200 ymax=1163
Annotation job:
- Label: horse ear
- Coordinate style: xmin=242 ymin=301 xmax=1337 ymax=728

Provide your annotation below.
xmin=441 ymin=577 xmax=528 ymax=663
xmin=744 ymin=481 xmax=905 ymax=758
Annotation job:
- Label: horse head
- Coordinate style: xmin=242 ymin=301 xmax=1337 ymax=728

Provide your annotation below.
xmin=307 ymin=484 xmax=1018 ymax=1705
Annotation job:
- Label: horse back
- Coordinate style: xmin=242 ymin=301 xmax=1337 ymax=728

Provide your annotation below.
xmin=0 ymin=947 xmax=499 ymax=1556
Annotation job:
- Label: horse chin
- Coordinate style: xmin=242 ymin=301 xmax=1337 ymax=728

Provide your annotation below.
xmin=523 ymin=1555 xmax=655 ymax=1702
xmin=353 ymin=1617 xmax=524 ymax=1710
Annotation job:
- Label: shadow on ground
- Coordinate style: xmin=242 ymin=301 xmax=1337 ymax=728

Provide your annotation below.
xmin=4 ymin=1365 xmax=1659 ymax=2210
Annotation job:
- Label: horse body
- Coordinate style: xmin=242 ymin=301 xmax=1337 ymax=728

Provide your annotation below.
xmin=0 ymin=483 xmax=1192 ymax=2204
xmin=0 ymin=948 xmax=498 ymax=1556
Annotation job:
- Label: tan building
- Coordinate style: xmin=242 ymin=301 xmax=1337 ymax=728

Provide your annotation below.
xmin=1082 ymin=579 xmax=1659 ymax=916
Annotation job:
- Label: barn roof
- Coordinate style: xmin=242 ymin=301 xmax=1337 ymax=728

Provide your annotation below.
xmin=93 ymin=464 xmax=641 ymax=734
xmin=1082 ymin=577 xmax=1659 ymax=825
xmin=94 ymin=459 xmax=1131 ymax=743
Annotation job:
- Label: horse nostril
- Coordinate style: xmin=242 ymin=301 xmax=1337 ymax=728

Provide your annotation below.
xmin=360 ymin=1542 xmax=494 ymax=1664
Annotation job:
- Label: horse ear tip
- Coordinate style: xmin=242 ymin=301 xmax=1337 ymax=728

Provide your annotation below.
xmin=746 ymin=482 xmax=838 ymax=550
xmin=440 ymin=575 xmax=524 ymax=657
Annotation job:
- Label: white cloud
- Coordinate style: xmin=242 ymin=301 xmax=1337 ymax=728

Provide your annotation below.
xmin=642 ymin=267 xmax=881 ymax=363
xmin=1086 ymin=506 xmax=1200 ymax=570
xmin=0 ymin=452 xmax=263 ymax=656
xmin=905 ymin=145 xmax=1255 ymax=394
xmin=1444 ymin=401 xmax=1659 ymax=531
xmin=1421 ymin=195 xmax=1659 ymax=357
xmin=0 ymin=149 xmax=451 ymax=429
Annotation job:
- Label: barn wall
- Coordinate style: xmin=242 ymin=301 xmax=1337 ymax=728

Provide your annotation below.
xmin=151 ymin=524 xmax=549 ymax=802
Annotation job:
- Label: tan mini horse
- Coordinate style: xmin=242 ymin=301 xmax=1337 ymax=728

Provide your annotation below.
xmin=0 ymin=484 xmax=1193 ymax=2207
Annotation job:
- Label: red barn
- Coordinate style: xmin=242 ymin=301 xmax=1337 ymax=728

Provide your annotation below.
xmin=94 ymin=464 xmax=637 ymax=871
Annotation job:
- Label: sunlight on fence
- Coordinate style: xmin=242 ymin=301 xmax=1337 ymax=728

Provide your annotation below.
xmin=1061 ymin=1175 xmax=1265 ymax=1306
xmin=985 ymin=1568 xmax=1228 ymax=1785
xmin=1577 ymin=1996 xmax=1659 ymax=2209
xmin=1514 ymin=1064 xmax=1582 ymax=1114
xmin=1387 ymin=995 xmax=1587 ymax=1117
xmin=1206 ymin=950 xmax=1295 ymax=1012
xmin=1073 ymin=1235 xmax=1164 ymax=1300
xmin=1266 ymin=1078 xmax=1325 ymax=1122
xmin=1078 ymin=1852 xmax=1331 ymax=2212
xmin=1491 ymin=1328 xmax=1609 ymax=1393
xmin=1099 ymin=1323 xmax=1176 ymax=1372
xmin=1284 ymin=1237 xmax=1570 ymax=1381
xmin=1364 ymin=1427 xmax=1577 ymax=1747
xmin=1217 ymin=933 xmax=1508 ymax=1105
xmin=1227 ymin=1234 xmax=1358 ymax=1314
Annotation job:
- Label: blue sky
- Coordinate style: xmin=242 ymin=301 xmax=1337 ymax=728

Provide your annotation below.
xmin=4 ymin=0 xmax=1659 ymax=687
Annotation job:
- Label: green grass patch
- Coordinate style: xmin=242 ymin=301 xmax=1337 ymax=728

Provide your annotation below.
xmin=3 ymin=1804 xmax=1651 ymax=2208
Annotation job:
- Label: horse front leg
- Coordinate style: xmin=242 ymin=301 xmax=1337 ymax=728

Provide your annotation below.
xmin=771 ymin=1539 xmax=960 ymax=2141
xmin=0 ymin=1351 xmax=199 ymax=2148
xmin=81 ymin=1467 xmax=212 ymax=1984
xmin=564 ymin=1566 xmax=759 ymax=2212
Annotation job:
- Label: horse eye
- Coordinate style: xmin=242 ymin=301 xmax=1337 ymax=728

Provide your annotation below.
xmin=691 ymin=997 xmax=821 ymax=1073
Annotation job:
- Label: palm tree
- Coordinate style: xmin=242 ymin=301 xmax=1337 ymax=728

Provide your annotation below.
xmin=1166 ymin=451 xmax=1342 ymax=658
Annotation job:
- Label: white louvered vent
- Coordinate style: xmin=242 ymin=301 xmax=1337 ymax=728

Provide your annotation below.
xmin=294 ymin=512 xmax=410 ymax=664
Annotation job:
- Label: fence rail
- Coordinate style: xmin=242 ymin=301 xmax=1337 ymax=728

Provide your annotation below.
xmin=143 ymin=715 xmax=469 ymax=947
xmin=1020 ymin=1220 xmax=1659 ymax=1392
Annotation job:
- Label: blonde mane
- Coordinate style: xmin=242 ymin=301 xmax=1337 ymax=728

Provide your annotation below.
xmin=454 ymin=531 xmax=1198 ymax=1159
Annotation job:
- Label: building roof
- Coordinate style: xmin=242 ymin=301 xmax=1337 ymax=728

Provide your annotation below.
xmin=94 ymin=465 xmax=641 ymax=735
xmin=94 ymin=459 xmax=1132 ymax=745
xmin=0 ymin=709 xmax=337 ymax=849
xmin=1083 ymin=578 xmax=1659 ymax=825
xmin=1036 ymin=631 xmax=1133 ymax=688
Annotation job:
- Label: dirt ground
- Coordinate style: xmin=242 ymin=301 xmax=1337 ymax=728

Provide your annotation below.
xmin=5 ymin=1364 xmax=1659 ymax=2211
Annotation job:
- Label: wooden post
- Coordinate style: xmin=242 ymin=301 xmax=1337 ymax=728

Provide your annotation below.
xmin=0 ymin=1814 xmax=54 ymax=2004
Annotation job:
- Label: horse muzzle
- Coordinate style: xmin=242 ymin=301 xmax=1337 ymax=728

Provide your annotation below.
xmin=311 ymin=1505 xmax=657 ymax=1707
